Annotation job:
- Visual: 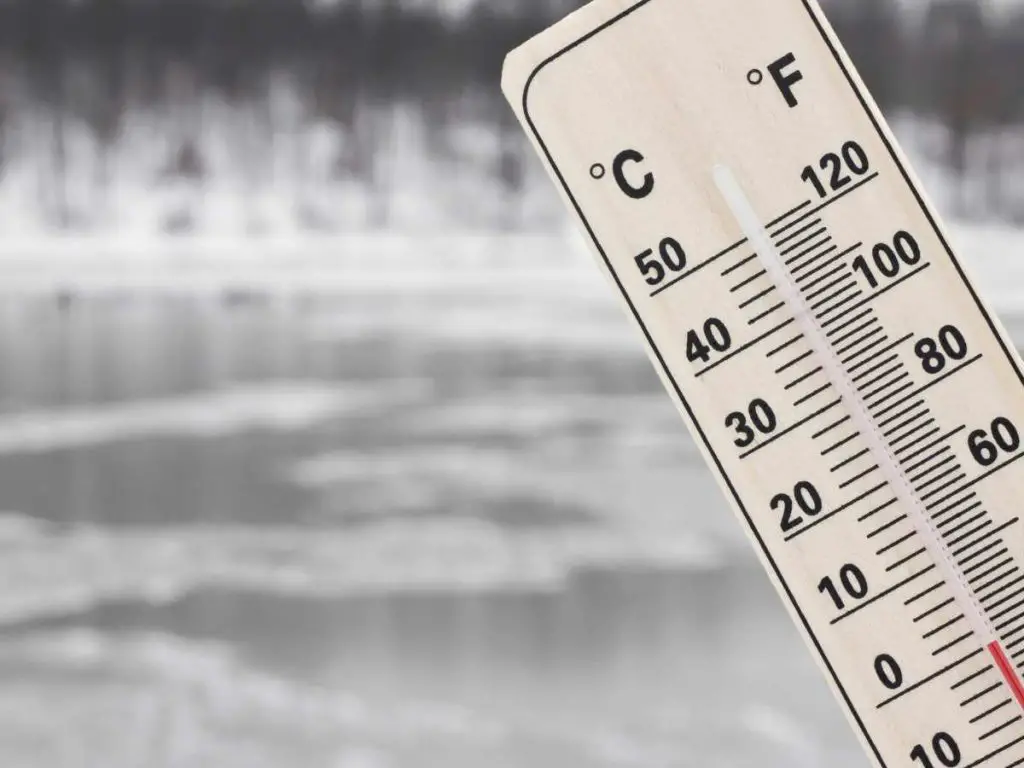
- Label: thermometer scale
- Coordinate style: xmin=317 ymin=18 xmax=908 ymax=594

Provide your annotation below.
xmin=503 ymin=1 xmax=1024 ymax=766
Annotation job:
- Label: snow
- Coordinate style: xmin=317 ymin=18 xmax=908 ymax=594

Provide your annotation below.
xmin=0 ymin=98 xmax=560 ymax=238
xmin=0 ymin=381 xmax=429 ymax=453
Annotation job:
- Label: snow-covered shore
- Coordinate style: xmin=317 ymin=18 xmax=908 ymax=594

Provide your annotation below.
xmin=0 ymin=222 xmax=1015 ymax=310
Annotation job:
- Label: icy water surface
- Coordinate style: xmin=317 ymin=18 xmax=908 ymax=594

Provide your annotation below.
xmin=0 ymin=234 xmax=917 ymax=767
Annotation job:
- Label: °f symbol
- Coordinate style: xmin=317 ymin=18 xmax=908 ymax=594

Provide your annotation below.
xmin=748 ymin=53 xmax=804 ymax=109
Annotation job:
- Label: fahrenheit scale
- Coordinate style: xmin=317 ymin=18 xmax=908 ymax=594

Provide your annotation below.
xmin=504 ymin=1 xmax=1024 ymax=767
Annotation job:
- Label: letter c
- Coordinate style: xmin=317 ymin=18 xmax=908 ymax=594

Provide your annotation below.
xmin=612 ymin=149 xmax=655 ymax=200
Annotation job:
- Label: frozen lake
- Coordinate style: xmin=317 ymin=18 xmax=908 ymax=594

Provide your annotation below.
xmin=0 ymin=226 xmax=1017 ymax=767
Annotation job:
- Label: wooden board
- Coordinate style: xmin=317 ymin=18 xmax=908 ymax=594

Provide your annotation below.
xmin=502 ymin=2 xmax=1024 ymax=766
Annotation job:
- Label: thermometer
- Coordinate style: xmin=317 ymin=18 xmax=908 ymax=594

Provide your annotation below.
xmin=503 ymin=1 xmax=1024 ymax=766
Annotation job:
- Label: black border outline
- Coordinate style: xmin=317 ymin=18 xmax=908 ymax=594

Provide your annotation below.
xmin=514 ymin=1 xmax=1024 ymax=766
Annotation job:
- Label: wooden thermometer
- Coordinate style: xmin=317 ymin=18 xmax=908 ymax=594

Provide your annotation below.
xmin=503 ymin=1 xmax=1024 ymax=766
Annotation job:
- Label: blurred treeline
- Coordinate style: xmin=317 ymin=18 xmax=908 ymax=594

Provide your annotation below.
xmin=3 ymin=0 xmax=562 ymax=120
xmin=825 ymin=0 xmax=1024 ymax=218
xmin=0 ymin=0 xmax=1020 ymax=229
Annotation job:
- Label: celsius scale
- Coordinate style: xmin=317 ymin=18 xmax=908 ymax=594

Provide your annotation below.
xmin=503 ymin=1 xmax=1024 ymax=766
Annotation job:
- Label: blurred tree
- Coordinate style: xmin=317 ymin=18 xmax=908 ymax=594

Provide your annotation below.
xmin=922 ymin=0 xmax=989 ymax=215
xmin=822 ymin=0 xmax=904 ymax=110
xmin=981 ymin=7 xmax=1024 ymax=219
xmin=74 ymin=0 xmax=130 ymax=208
xmin=0 ymin=0 xmax=1017 ymax=229
xmin=19 ymin=0 xmax=71 ymax=226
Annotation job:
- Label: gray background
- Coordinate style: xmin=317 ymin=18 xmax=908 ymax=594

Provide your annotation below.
xmin=0 ymin=0 xmax=1019 ymax=766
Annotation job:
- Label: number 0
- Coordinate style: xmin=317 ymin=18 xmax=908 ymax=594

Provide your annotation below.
xmin=874 ymin=654 xmax=903 ymax=691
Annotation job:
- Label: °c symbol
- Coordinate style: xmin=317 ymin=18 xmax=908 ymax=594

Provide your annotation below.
xmin=590 ymin=163 xmax=606 ymax=180
xmin=612 ymin=149 xmax=655 ymax=200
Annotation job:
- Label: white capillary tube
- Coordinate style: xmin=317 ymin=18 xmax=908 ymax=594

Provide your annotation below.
xmin=713 ymin=164 xmax=994 ymax=644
